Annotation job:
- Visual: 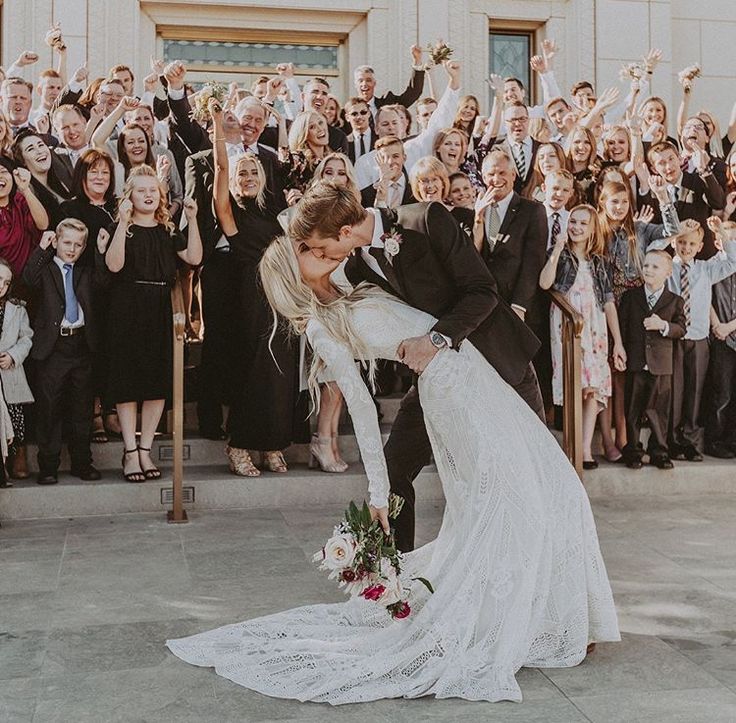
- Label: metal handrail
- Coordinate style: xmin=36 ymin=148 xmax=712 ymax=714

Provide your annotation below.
xmin=168 ymin=280 xmax=188 ymax=523
xmin=548 ymin=289 xmax=584 ymax=478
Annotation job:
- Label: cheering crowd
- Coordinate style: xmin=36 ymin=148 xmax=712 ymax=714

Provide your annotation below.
xmin=0 ymin=25 xmax=735 ymax=487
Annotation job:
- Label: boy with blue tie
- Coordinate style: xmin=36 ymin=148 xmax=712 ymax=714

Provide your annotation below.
xmin=23 ymin=219 xmax=108 ymax=484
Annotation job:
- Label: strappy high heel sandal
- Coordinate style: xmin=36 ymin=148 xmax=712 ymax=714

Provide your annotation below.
xmin=309 ymin=435 xmax=347 ymax=473
xmin=137 ymin=446 xmax=161 ymax=480
xmin=122 ymin=449 xmax=145 ymax=483
xmin=331 ymin=434 xmax=349 ymax=472
xmin=226 ymin=446 xmax=261 ymax=477
xmin=262 ymin=450 xmax=288 ymax=473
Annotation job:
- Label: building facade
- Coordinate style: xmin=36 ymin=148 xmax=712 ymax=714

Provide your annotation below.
xmin=2 ymin=0 xmax=735 ymax=132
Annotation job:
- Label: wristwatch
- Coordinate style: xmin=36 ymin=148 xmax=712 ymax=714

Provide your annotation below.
xmin=429 ymin=331 xmax=448 ymax=349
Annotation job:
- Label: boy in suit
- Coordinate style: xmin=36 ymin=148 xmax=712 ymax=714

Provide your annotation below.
xmin=648 ymin=218 xmax=736 ymax=460
xmin=23 ymin=219 xmax=107 ymax=484
xmin=619 ymin=250 xmax=687 ymax=469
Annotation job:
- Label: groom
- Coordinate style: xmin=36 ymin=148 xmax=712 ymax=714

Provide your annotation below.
xmin=290 ymin=182 xmax=544 ymax=551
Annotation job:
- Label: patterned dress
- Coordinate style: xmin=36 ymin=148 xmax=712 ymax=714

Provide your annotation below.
xmin=551 ymin=259 xmax=611 ymax=407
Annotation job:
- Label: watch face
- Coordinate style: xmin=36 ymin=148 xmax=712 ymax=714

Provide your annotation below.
xmin=431 ymin=332 xmax=446 ymax=348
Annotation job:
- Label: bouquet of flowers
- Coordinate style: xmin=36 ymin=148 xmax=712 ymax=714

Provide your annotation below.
xmin=619 ymin=61 xmax=646 ymax=83
xmin=424 ymin=40 xmax=454 ymax=70
xmin=190 ymin=82 xmax=229 ymax=124
xmin=313 ymin=494 xmax=433 ymax=619
xmin=678 ymin=63 xmax=701 ymax=89
xmin=44 ymin=23 xmax=66 ymax=52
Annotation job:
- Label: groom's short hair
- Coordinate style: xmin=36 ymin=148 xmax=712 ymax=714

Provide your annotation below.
xmin=288 ymin=181 xmax=367 ymax=242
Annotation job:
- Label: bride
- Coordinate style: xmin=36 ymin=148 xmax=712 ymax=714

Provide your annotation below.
xmin=167 ymin=233 xmax=620 ymax=704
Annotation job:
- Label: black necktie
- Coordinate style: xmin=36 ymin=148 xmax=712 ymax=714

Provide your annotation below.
xmin=359 ymin=134 xmax=366 ymax=157
xmin=550 ymin=212 xmax=561 ymax=246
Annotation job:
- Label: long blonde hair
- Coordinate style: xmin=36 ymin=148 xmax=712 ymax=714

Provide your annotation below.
xmin=119 ymin=164 xmax=175 ymax=235
xmin=258 ymin=235 xmax=386 ymax=409
xmin=232 ymin=152 xmax=267 ymax=209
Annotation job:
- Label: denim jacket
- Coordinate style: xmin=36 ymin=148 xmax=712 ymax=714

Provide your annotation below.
xmin=551 ymin=247 xmax=614 ymax=310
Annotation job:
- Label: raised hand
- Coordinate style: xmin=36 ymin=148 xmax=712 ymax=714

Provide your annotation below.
xmin=706 ymin=215 xmax=723 ymax=236
xmin=35 ymin=114 xmax=50 ymax=135
xmin=183 ymin=197 xmax=198 ymax=220
xmin=725 ymin=191 xmax=736 ymax=218
xmin=72 ymin=60 xmax=88 ymax=85
xmin=648 ymin=174 xmax=669 ymax=205
xmin=285 ymin=188 xmax=303 ymax=207
xmin=644 ymin=48 xmax=662 ymax=73
xmin=143 ymin=71 xmax=159 ymax=94
xmin=96 ymin=228 xmax=110 ymax=254
xmin=633 ymin=205 xmax=655 ymax=225
xmin=410 ymin=44 xmax=423 ymax=67
xmin=164 ymin=61 xmax=186 ymax=91
xmin=276 ymin=62 xmax=295 ymax=78
xmin=444 ymin=60 xmax=461 ymax=89
xmin=692 ymin=146 xmax=711 ymax=173
xmin=150 ymin=55 xmax=165 ymax=77
xmin=595 ymin=86 xmax=621 ymax=111
xmin=15 ymin=50 xmax=39 ymax=67
xmin=156 ymin=154 xmax=171 ymax=182
xmin=472 ymin=115 xmax=488 ymax=137
xmin=89 ymin=102 xmax=105 ymax=124
xmin=266 ymin=76 xmax=283 ymax=101
xmin=487 ymin=73 xmax=504 ymax=97
xmin=119 ymin=95 xmax=140 ymax=112
xmin=542 ymin=38 xmax=558 ymax=66
xmin=207 ymin=97 xmax=222 ymax=118
xmin=118 ymin=198 xmax=133 ymax=223
xmin=529 ymin=55 xmax=547 ymax=75
xmin=40 ymin=230 xmax=56 ymax=249
xmin=12 ymin=168 xmax=31 ymax=194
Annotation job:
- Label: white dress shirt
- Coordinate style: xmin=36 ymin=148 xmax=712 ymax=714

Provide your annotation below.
xmin=53 ymin=257 xmax=85 ymax=329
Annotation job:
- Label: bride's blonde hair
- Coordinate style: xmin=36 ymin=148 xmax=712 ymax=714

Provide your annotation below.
xmin=259 ymin=235 xmax=386 ymax=409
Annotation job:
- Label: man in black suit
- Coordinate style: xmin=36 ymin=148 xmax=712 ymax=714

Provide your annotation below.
xmin=344 ymin=98 xmax=375 ymax=164
xmin=354 ymin=45 xmax=426 ymax=120
xmin=51 ymin=104 xmax=89 ymax=192
xmin=359 ymin=136 xmax=416 ymax=208
xmin=491 ymin=102 xmax=539 ymax=193
xmin=646 ymin=141 xmax=725 ymax=258
xmin=474 ymin=148 xmax=548 ymax=325
xmin=23 ymin=221 xmax=105 ymax=484
xmin=292 ymin=182 xmax=543 ymax=551
xmin=618 ymin=250 xmax=687 ymax=469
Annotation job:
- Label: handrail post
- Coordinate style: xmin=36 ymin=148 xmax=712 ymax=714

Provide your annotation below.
xmin=168 ymin=283 xmax=188 ymax=523
xmin=548 ymin=290 xmax=584 ymax=479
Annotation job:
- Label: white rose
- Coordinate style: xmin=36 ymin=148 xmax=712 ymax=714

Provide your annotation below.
xmin=384 ymin=237 xmax=401 ymax=257
xmin=321 ymin=534 xmax=357 ymax=571
xmin=378 ymin=561 xmax=404 ymax=606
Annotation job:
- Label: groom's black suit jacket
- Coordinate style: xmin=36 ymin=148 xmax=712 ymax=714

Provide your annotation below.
xmin=344 ymin=202 xmax=540 ymax=386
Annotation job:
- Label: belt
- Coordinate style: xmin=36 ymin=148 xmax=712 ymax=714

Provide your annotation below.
xmin=60 ymin=326 xmax=84 ymax=337
xmin=134 ymin=280 xmax=168 ymax=286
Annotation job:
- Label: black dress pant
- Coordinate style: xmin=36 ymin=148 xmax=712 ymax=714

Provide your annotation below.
xmin=197 ymin=249 xmax=239 ymax=434
xmin=386 ymin=361 xmax=544 ymax=552
xmin=34 ymin=334 xmax=93 ymax=474
xmin=623 ymin=370 xmax=671 ymax=458
xmin=705 ymin=340 xmax=736 ymax=446
xmin=670 ymin=338 xmax=710 ymax=452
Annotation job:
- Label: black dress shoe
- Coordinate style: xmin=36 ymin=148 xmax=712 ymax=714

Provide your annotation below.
xmin=625 ymin=457 xmax=643 ymax=470
xmin=683 ymin=446 xmax=703 ymax=462
xmin=71 ymin=465 xmax=101 ymax=481
xmin=652 ymin=454 xmax=674 ymax=470
xmin=705 ymin=442 xmax=735 ymax=459
xmin=582 ymin=459 xmax=598 ymax=470
xmin=36 ymin=472 xmax=58 ymax=485
xmin=669 ymin=444 xmax=686 ymax=461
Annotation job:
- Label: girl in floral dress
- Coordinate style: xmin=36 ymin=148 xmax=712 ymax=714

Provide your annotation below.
xmin=540 ymin=204 xmax=627 ymax=468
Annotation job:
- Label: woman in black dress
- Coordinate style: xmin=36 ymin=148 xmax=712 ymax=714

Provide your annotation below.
xmin=105 ymin=165 xmax=202 ymax=482
xmin=210 ymin=99 xmax=305 ymax=477
xmin=60 ymin=148 xmax=119 ymax=442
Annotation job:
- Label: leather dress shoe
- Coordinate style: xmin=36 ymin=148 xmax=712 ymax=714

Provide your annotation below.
xmin=705 ymin=442 xmax=735 ymax=459
xmin=582 ymin=459 xmax=598 ymax=470
xmin=71 ymin=465 xmax=101 ymax=481
xmin=683 ymin=446 xmax=703 ymax=462
xmin=669 ymin=444 xmax=686 ymax=461
xmin=651 ymin=454 xmax=674 ymax=470
xmin=625 ymin=457 xmax=643 ymax=470
xmin=36 ymin=472 xmax=58 ymax=485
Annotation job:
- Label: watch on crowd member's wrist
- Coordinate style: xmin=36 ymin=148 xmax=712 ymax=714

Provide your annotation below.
xmin=429 ymin=331 xmax=447 ymax=349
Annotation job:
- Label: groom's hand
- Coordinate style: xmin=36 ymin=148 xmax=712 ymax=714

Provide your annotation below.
xmin=397 ymin=335 xmax=438 ymax=374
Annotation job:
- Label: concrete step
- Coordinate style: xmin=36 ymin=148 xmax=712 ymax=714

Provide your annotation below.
xmin=1 ymin=457 xmax=734 ymax=520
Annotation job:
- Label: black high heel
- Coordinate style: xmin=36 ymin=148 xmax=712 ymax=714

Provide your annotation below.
xmin=138 ymin=446 xmax=161 ymax=480
xmin=122 ymin=449 xmax=145 ymax=482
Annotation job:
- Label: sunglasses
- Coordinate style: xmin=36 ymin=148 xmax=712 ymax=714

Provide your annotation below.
xmin=348 ymin=110 xmax=369 ymax=117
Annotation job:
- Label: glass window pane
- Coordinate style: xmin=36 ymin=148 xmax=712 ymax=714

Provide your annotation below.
xmin=163 ymin=39 xmax=338 ymax=72
xmin=489 ymin=33 xmax=531 ymax=98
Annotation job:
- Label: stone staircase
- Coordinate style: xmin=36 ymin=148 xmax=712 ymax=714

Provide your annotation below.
xmin=1 ymin=394 xmax=733 ymax=520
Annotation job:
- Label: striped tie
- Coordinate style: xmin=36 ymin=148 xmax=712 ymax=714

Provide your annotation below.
xmin=514 ymin=143 xmax=526 ymax=179
xmin=486 ymin=203 xmax=501 ymax=251
xmin=647 ymin=293 xmax=657 ymax=310
xmin=680 ymin=263 xmax=691 ymax=328
xmin=550 ymin=212 xmax=561 ymax=248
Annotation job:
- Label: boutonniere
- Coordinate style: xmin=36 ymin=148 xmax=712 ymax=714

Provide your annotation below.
xmin=488 ymin=233 xmax=511 ymax=248
xmin=380 ymin=228 xmax=403 ymax=265
xmin=677 ymin=187 xmax=694 ymax=204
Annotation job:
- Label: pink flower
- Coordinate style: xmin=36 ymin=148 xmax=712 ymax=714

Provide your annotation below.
xmin=391 ymin=601 xmax=411 ymax=619
xmin=361 ymin=584 xmax=386 ymax=601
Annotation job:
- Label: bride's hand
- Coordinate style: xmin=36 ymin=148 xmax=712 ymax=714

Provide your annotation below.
xmin=370 ymin=505 xmax=390 ymax=534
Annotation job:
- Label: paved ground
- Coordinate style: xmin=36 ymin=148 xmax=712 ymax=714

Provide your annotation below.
xmin=1 ymin=494 xmax=736 ymax=722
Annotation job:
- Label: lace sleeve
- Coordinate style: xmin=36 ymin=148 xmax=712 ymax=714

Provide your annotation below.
xmin=307 ymin=320 xmax=390 ymax=509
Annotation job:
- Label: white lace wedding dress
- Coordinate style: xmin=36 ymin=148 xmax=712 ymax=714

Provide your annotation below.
xmin=167 ymin=294 xmax=620 ymax=704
